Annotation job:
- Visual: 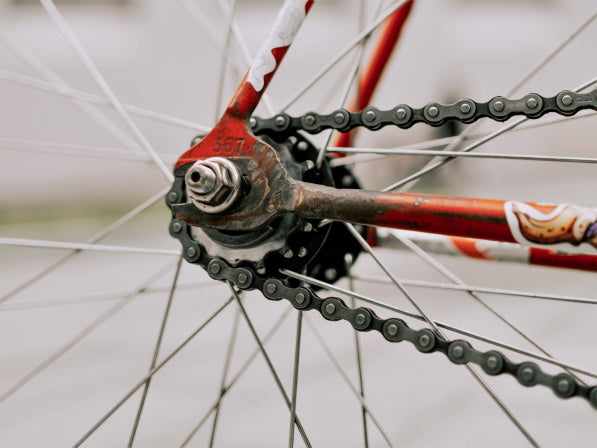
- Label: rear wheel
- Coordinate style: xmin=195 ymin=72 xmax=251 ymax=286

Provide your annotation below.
xmin=1 ymin=1 xmax=596 ymax=447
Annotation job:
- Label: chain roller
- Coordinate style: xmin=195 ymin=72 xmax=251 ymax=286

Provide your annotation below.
xmin=208 ymin=256 xmax=597 ymax=408
xmin=169 ymin=87 xmax=597 ymax=409
xmin=250 ymin=89 xmax=597 ymax=135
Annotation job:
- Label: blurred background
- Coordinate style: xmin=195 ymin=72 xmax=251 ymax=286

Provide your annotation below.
xmin=0 ymin=0 xmax=596 ymax=446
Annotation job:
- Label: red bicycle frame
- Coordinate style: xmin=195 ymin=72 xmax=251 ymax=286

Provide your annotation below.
xmin=174 ymin=0 xmax=597 ymax=270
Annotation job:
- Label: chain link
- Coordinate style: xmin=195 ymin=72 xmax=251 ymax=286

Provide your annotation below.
xmin=251 ymin=89 xmax=597 ymax=135
xmin=193 ymin=239 xmax=597 ymax=408
xmin=169 ymin=88 xmax=597 ymax=409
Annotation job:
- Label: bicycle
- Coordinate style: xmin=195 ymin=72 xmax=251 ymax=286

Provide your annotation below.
xmin=1 ymin=0 xmax=597 ymax=446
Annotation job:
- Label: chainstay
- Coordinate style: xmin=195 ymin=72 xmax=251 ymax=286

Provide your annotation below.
xmin=166 ymin=185 xmax=597 ymax=408
xmin=250 ymin=89 xmax=597 ymax=135
xmin=170 ymin=87 xmax=597 ymax=409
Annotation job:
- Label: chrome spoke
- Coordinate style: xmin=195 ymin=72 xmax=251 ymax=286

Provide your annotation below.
xmin=342 ymin=223 xmax=536 ymax=446
xmin=344 ymin=224 xmax=436 ymax=332
xmin=466 ymin=365 xmax=538 ymax=447
xmin=72 ymin=295 xmax=234 ymax=447
xmin=314 ymin=0 xmax=384 ymax=169
xmin=0 ymin=139 xmax=147 ymax=162
xmin=332 ymin=147 xmax=597 ymax=164
xmin=385 ymin=9 xmax=597 ymax=193
xmin=177 ymin=0 xmax=245 ymax=74
xmin=0 ymin=69 xmax=210 ymax=133
xmin=0 ymin=237 xmax=179 ymax=256
xmin=314 ymin=53 xmax=357 ymax=168
xmin=305 ymin=315 xmax=394 ymax=448
xmin=208 ymin=305 xmax=241 ymax=448
xmin=0 ymin=187 xmax=169 ymax=304
xmin=216 ymin=0 xmax=275 ymax=114
xmin=508 ymin=8 xmax=597 ymax=97
xmin=384 ymin=76 xmax=597 ymax=191
xmin=347 ymin=259 xmax=369 ymax=448
xmin=230 ymin=285 xmax=312 ymax=448
xmin=391 ymin=230 xmax=587 ymax=385
xmin=328 ymin=112 xmax=596 ymax=167
xmin=281 ymin=269 xmax=597 ymax=380
xmin=288 ymin=310 xmax=303 ymax=448
xmin=179 ymin=306 xmax=293 ymax=447
xmin=0 ymin=1 xmax=594 ymax=446
xmin=351 ymin=276 xmax=597 ymax=306
xmin=128 ymin=255 xmax=184 ymax=447
xmin=179 ymin=0 xmax=275 ymax=115
xmin=0 ymin=281 xmax=213 ymax=312
xmin=213 ymin=0 xmax=237 ymax=124
xmin=0 ymin=27 xmax=139 ymax=150
xmin=40 ymin=0 xmax=173 ymax=182
xmin=0 ymin=262 xmax=175 ymax=404
xmin=280 ymin=0 xmax=410 ymax=112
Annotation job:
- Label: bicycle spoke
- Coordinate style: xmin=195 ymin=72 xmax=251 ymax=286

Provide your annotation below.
xmin=384 ymin=76 xmax=597 ymax=191
xmin=385 ymin=9 xmax=597 ymax=194
xmin=391 ymin=230 xmax=587 ymax=385
xmin=466 ymin=364 xmax=538 ymax=447
xmin=314 ymin=0 xmax=384 ymax=169
xmin=178 ymin=306 xmax=293 ymax=448
xmin=0 ymin=27 xmax=139 ymax=150
xmin=40 ymin=0 xmax=173 ymax=183
xmin=1 ymin=1 xmax=595 ymax=445
xmin=208 ymin=304 xmax=241 ymax=448
xmin=281 ymin=270 xmax=597 ymax=380
xmin=72 ymin=295 xmax=234 ymax=448
xmin=177 ymin=0 xmax=245 ymax=74
xmin=178 ymin=0 xmax=275 ymax=115
xmin=314 ymin=51 xmax=362 ymax=169
xmin=287 ymin=310 xmax=303 ymax=448
xmin=0 ymin=186 xmax=169 ymax=304
xmin=328 ymin=112 xmax=597 ymax=167
xmin=0 ymin=139 xmax=147 ymax=162
xmin=280 ymin=0 xmax=410 ymax=112
xmin=213 ymin=0 xmax=237 ymax=124
xmin=128 ymin=255 xmax=183 ymax=447
xmin=215 ymin=0 xmax=275 ymax=114
xmin=351 ymin=276 xmax=597 ymax=306
xmin=0 ymin=237 xmax=179 ymax=256
xmin=0 ymin=261 xmax=175 ymax=404
xmin=0 ymin=281 xmax=213 ymax=312
xmin=0 ymin=69 xmax=210 ymax=133
xmin=347 ymin=260 xmax=369 ymax=448
xmin=508 ymin=8 xmax=597 ymax=98
xmin=333 ymin=147 xmax=597 ymax=164
xmin=230 ymin=285 xmax=313 ymax=448
xmin=305 ymin=315 xmax=394 ymax=448
xmin=341 ymin=223 xmax=537 ymax=445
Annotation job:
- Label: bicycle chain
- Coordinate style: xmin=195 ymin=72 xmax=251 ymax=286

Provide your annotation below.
xmin=168 ymin=87 xmax=597 ymax=408
xmin=250 ymin=89 xmax=597 ymax=135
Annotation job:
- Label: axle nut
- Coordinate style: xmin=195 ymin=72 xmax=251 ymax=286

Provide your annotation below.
xmin=185 ymin=157 xmax=242 ymax=214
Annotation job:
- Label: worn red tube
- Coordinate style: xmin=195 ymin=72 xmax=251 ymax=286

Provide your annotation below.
xmin=295 ymin=184 xmax=597 ymax=255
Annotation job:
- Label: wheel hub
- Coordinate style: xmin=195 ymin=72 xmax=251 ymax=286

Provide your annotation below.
xmin=168 ymin=134 xmax=329 ymax=275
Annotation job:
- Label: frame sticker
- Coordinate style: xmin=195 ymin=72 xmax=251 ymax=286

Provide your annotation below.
xmin=246 ymin=0 xmax=309 ymax=92
xmin=505 ymin=201 xmax=597 ymax=254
